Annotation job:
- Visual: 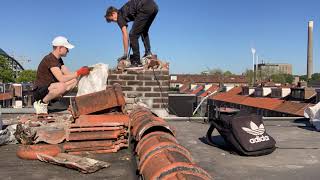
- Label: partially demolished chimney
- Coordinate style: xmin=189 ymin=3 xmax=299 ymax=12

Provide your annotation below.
xmin=108 ymin=69 xmax=170 ymax=111
xmin=307 ymin=21 xmax=314 ymax=79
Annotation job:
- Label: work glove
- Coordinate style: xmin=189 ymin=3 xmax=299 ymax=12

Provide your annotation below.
xmin=117 ymin=54 xmax=128 ymax=62
xmin=76 ymin=66 xmax=90 ymax=76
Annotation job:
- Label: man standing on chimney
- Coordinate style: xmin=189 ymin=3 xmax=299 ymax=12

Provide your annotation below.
xmin=104 ymin=0 xmax=159 ymax=67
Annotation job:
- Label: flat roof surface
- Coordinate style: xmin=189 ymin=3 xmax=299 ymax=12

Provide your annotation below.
xmin=1 ymin=115 xmax=320 ymax=180
xmin=0 ymin=145 xmax=137 ymax=180
xmin=168 ymin=119 xmax=320 ymax=180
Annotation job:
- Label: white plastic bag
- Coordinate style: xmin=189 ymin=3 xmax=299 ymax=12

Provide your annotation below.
xmin=76 ymin=63 xmax=109 ymax=96
xmin=304 ymin=102 xmax=320 ymax=131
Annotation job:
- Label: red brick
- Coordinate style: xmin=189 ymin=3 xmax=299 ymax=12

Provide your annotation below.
xmin=152 ymin=104 xmax=160 ymax=108
xmin=119 ymin=75 xmax=135 ymax=80
xmin=122 ymin=86 xmax=134 ymax=91
xmin=140 ymin=70 xmax=157 ymax=75
xmin=161 ymin=104 xmax=168 ymax=108
xmin=128 ymin=81 xmax=143 ymax=86
xmin=108 ymin=75 xmax=118 ymax=80
xmin=161 ymin=93 xmax=168 ymax=97
xmin=137 ymin=75 xmax=153 ymax=80
xmin=143 ymin=70 xmax=168 ymax=76
xmin=108 ymin=80 xmax=127 ymax=86
xmin=153 ymin=87 xmax=169 ymax=92
xmin=153 ymin=98 xmax=168 ymax=103
xmin=145 ymin=93 xmax=161 ymax=97
xmin=136 ymin=87 xmax=152 ymax=91
xmin=127 ymin=70 xmax=141 ymax=74
xmin=109 ymin=70 xmax=124 ymax=74
xmin=155 ymin=76 xmax=169 ymax=80
xmin=161 ymin=81 xmax=169 ymax=86
xmin=126 ymin=92 xmax=143 ymax=98
xmin=145 ymin=81 xmax=159 ymax=86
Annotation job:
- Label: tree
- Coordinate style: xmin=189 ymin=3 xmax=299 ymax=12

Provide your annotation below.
xmin=299 ymin=75 xmax=307 ymax=82
xmin=223 ymin=71 xmax=233 ymax=77
xmin=209 ymin=68 xmax=223 ymax=76
xmin=311 ymin=73 xmax=320 ymax=81
xmin=244 ymin=69 xmax=254 ymax=85
xmin=201 ymin=68 xmax=235 ymax=77
xmin=284 ymin=74 xmax=294 ymax=84
xmin=0 ymin=55 xmax=15 ymax=82
xmin=16 ymin=70 xmax=37 ymax=83
xmin=267 ymin=74 xmax=293 ymax=84
xmin=297 ymin=73 xmax=320 ymax=83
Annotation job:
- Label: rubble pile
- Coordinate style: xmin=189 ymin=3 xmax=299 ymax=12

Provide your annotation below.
xmin=14 ymin=84 xmax=128 ymax=173
xmin=5 ymin=80 xmax=213 ymax=178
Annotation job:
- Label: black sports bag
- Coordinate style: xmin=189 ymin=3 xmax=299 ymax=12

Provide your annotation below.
xmin=206 ymin=112 xmax=276 ymax=156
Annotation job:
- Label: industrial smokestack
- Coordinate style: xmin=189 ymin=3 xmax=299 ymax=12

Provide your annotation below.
xmin=307 ymin=21 xmax=314 ymax=79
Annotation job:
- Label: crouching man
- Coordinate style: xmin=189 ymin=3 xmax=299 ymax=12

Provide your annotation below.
xmin=33 ymin=36 xmax=90 ymax=114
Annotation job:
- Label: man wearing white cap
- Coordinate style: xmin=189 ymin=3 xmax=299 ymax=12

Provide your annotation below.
xmin=33 ymin=36 xmax=90 ymax=114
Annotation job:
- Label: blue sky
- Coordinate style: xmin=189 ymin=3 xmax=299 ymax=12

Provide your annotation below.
xmin=0 ymin=0 xmax=319 ymax=75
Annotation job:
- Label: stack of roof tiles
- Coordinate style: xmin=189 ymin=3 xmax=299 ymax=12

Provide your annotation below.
xmin=64 ymin=83 xmax=129 ymax=154
xmin=64 ymin=114 xmax=129 ymax=155
xmin=17 ymin=84 xmax=129 ymax=159
xmin=129 ymin=106 xmax=213 ymax=180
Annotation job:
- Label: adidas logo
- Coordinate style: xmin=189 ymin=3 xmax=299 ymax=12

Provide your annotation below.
xmin=242 ymin=121 xmax=265 ymax=136
xmin=242 ymin=121 xmax=270 ymax=144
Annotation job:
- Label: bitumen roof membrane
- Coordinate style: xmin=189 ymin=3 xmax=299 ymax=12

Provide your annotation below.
xmin=1 ymin=114 xmax=320 ymax=180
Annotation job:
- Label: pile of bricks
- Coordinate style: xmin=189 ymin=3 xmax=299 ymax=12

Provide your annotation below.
xmin=107 ymin=69 xmax=170 ymax=111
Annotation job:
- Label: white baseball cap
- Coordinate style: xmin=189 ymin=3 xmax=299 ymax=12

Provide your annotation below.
xmin=52 ymin=36 xmax=75 ymax=49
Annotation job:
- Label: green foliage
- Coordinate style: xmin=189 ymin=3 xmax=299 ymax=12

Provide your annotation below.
xmin=244 ymin=69 xmax=254 ymax=85
xmin=299 ymin=75 xmax=307 ymax=82
xmin=311 ymin=73 xmax=320 ymax=81
xmin=284 ymin=74 xmax=294 ymax=84
xmin=223 ymin=71 xmax=233 ymax=77
xmin=16 ymin=70 xmax=37 ymax=83
xmin=169 ymin=87 xmax=180 ymax=92
xmin=209 ymin=68 xmax=223 ymax=76
xmin=249 ymin=67 xmax=294 ymax=84
xmin=0 ymin=55 xmax=15 ymax=82
xmin=296 ymin=73 xmax=320 ymax=83
xmin=270 ymin=74 xmax=294 ymax=84
xmin=201 ymin=68 xmax=234 ymax=77
xmin=304 ymin=73 xmax=320 ymax=84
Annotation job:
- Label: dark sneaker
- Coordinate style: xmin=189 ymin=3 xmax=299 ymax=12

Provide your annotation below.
xmin=142 ymin=52 xmax=153 ymax=59
xmin=130 ymin=62 xmax=143 ymax=68
xmin=125 ymin=62 xmax=143 ymax=70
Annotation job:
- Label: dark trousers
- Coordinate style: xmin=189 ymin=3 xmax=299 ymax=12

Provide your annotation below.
xmin=129 ymin=0 xmax=158 ymax=64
